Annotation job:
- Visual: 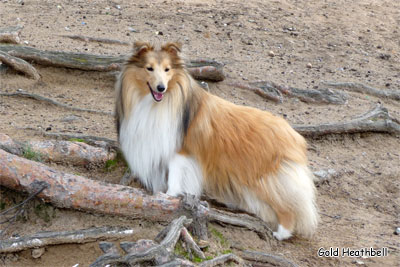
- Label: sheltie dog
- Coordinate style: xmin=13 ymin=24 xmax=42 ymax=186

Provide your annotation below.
xmin=115 ymin=41 xmax=318 ymax=240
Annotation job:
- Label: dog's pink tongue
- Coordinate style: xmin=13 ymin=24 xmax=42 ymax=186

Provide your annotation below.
xmin=154 ymin=91 xmax=164 ymax=101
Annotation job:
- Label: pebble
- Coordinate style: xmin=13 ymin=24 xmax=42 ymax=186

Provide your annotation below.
xmin=395 ymin=227 xmax=400 ymax=235
xmin=306 ymin=63 xmax=312 ymax=68
xmin=31 ymin=248 xmax=45 ymax=259
xmin=128 ymin=27 xmax=138 ymax=32
xmin=268 ymin=50 xmax=275 ymax=57
xmin=314 ymin=169 xmax=337 ymax=182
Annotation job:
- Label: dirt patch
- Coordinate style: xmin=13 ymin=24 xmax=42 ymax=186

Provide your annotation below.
xmin=0 ymin=0 xmax=399 ymax=266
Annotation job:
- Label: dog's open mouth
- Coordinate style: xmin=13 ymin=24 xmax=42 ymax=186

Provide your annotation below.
xmin=148 ymin=83 xmax=164 ymax=102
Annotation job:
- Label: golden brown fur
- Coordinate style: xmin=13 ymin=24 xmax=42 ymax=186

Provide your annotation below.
xmin=116 ymin=42 xmax=318 ymax=240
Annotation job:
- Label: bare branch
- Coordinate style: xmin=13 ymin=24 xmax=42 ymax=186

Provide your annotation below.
xmin=0 ymin=51 xmax=40 ymax=80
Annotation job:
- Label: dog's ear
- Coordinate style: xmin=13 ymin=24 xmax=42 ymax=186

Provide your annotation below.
xmin=161 ymin=42 xmax=182 ymax=56
xmin=133 ymin=41 xmax=153 ymax=56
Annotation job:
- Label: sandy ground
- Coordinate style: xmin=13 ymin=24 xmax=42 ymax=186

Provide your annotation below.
xmin=0 ymin=0 xmax=399 ymax=266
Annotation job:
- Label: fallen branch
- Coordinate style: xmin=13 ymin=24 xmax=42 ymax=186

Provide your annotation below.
xmin=0 ymin=26 xmax=22 ymax=44
xmin=0 ymin=149 xmax=274 ymax=240
xmin=0 ymin=44 xmax=225 ymax=81
xmin=0 ymin=133 xmax=116 ymax=166
xmin=0 ymin=89 xmax=112 ymax=115
xmin=323 ymin=81 xmax=400 ymax=101
xmin=240 ymin=250 xmax=298 ymax=267
xmin=60 ymin=34 xmax=129 ymax=45
xmin=0 ymin=227 xmax=135 ymax=253
xmin=293 ymin=104 xmax=400 ymax=137
xmin=0 ymin=51 xmax=40 ymax=80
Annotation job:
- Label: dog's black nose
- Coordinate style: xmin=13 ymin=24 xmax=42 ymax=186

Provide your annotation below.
xmin=157 ymin=84 xmax=166 ymax=92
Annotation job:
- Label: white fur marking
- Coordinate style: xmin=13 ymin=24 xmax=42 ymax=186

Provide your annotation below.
xmin=273 ymin=224 xmax=292 ymax=241
xmin=119 ymin=94 xmax=181 ymax=193
xmin=166 ymin=154 xmax=203 ymax=197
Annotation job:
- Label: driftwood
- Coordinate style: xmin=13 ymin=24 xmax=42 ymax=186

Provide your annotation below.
xmin=0 ymin=26 xmax=22 ymax=44
xmin=60 ymin=34 xmax=130 ymax=45
xmin=293 ymin=104 xmax=400 ymax=137
xmin=323 ymin=81 xmax=400 ymax=101
xmin=0 ymin=44 xmax=225 ymax=81
xmin=0 ymin=227 xmax=135 ymax=253
xmin=0 ymin=51 xmax=40 ymax=80
xmin=0 ymin=133 xmax=115 ymax=166
xmin=0 ymin=149 xmax=272 ymax=239
xmin=0 ymin=89 xmax=112 ymax=115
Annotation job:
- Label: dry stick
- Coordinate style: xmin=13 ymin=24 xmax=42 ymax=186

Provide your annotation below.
xmin=0 ymin=44 xmax=225 ymax=81
xmin=60 ymin=34 xmax=130 ymax=45
xmin=293 ymin=104 xmax=400 ymax=137
xmin=180 ymin=227 xmax=206 ymax=260
xmin=0 ymin=227 xmax=135 ymax=253
xmin=0 ymin=184 xmax=47 ymax=238
xmin=227 ymin=81 xmax=283 ymax=103
xmin=0 ymin=51 xmax=40 ymax=80
xmin=0 ymin=133 xmax=116 ymax=166
xmin=0 ymin=90 xmax=112 ymax=115
xmin=323 ymin=81 xmax=400 ymax=101
xmin=199 ymin=253 xmax=245 ymax=267
xmin=0 ymin=26 xmax=22 ymax=44
xmin=240 ymin=250 xmax=299 ymax=267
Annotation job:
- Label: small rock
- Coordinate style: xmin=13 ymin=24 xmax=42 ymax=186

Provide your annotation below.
xmin=31 ymin=248 xmax=45 ymax=259
xmin=394 ymin=227 xmax=400 ymax=235
xmin=306 ymin=63 xmax=312 ymax=68
xmin=155 ymin=31 xmax=163 ymax=36
xmin=314 ymin=169 xmax=337 ymax=183
xmin=64 ymin=26 xmax=70 ymax=31
xmin=353 ymin=260 xmax=364 ymax=265
xmin=268 ymin=50 xmax=275 ymax=57
xmin=128 ymin=27 xmax=137 ymax=32
xmin=23 ymin=40 xmax=29 ymax=45
xmin=199 ymin=81 xmax=209 ymax=91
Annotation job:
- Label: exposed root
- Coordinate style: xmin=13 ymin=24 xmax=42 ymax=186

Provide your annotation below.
xmin=60 ymin=34 xmax=130 ymax=45
xmin=240 ymin=250 xmax=299 ymax=267
xmin=227 ymin=81 xmax=283 ymax=103
xmin=293 ymin=104 xmax=400 ymax=137
xmin=323 ymin=81 xmax=400 ymax=101
xmin=0 ymin=51 xmax=40 ymax=80
xmin=0 ymin=89 xmax=112 ymax=115
xmin=199 ymin=253 xmax=245 ymax=267
xmin=0 ymin=26 xmax=22 ymax=44
xmin=0 ymin=227 xmax=135 ymax=253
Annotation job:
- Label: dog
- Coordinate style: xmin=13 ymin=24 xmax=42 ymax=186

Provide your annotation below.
xmin=115 ymin=41 xmax=318 ymax=240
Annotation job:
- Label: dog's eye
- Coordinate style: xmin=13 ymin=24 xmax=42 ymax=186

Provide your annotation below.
xmin=165 ymin=68 xmax=170 ymax=72
xmin=146 ymin=67 xmax=154 ymax=71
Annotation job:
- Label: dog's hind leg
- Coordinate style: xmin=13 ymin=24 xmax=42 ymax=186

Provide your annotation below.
xmin=166 ymin=153 xmax=203 ymax=197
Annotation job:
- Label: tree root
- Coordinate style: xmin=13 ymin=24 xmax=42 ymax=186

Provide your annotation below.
xmin=229 ymin=80 xmax=348 ymax=104
xmin=323 ymin=81 xmax=400 ymax=101
xmin=239 ymin=250 xmax=298 ymax=267
xmin=293 ymin=104 xmax=400 ymax=137
xmin=60 ymin=34 xmax=130 ymax=45
xmin=0 ymin=26 xmax=22 ymax=44
xmin=0 ymin=133 xmax=116 ymax=167
xmin=0 ymin=44 xmax=225 ymax=81
xmin=0 ymin=51 xmax=40 ymax=80
xmin=0 ymin=89 xmax=112 ymax=115
xmin=0 ymin=226 xmax=135 ymax=253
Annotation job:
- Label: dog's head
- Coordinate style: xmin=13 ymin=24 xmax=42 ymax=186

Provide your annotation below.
xmin=127 ymin=41 xmax=184 ymax=102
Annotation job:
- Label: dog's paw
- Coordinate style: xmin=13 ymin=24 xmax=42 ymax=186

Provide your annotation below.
xmin=273 ymin=225 xmax=292 ymax=241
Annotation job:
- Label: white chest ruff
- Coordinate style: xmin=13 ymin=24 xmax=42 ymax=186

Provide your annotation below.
xmin=119 ymin=95 xmax=181 ymax=193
